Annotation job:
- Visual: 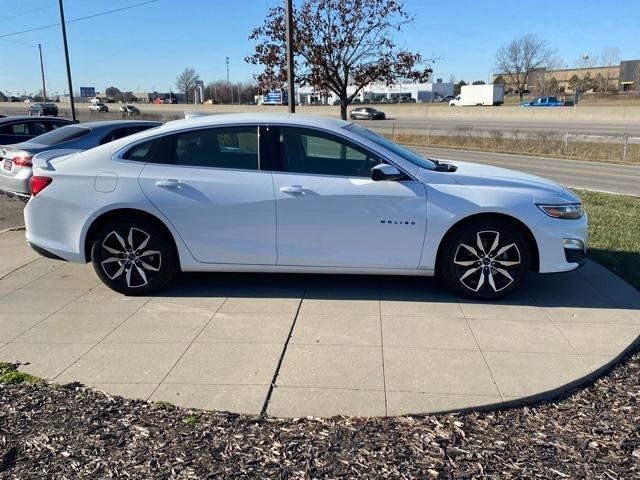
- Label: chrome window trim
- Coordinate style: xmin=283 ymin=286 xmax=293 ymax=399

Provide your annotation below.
xmin=111 ymin=121 xmax=417 ymax=181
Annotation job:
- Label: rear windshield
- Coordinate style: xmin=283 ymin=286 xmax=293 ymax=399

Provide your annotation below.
xmin=344 ymin=123 xmax=437 ymax=171
xmin=30 ymin=125 xmax=91 ymax=146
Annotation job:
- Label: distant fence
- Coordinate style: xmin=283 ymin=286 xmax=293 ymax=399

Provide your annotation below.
xmin=363 ymin=122 xmax=640 ymax=164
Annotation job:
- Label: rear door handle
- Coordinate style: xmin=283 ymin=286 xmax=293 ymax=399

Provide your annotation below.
xmin=156 ymin=179 xmax=181 ymax=188
xmin=280 ymin=185 xmax=305 ymax=194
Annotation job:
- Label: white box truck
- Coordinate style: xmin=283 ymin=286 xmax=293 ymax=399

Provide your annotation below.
xmin=449 ymin=84 xmax=504 ymax=106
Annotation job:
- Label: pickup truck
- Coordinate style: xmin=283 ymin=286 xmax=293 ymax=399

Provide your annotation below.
xmin=520 ymin=96 xmax=567 ymax=107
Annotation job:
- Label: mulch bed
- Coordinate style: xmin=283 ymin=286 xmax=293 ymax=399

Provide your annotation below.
xmin=1 ymin=351 xmax=639 ymax=479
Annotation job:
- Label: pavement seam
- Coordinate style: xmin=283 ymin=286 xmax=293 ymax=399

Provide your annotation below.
xmin=377 ymin=288 xmax=388 ymax=416
xmin=462 ymin=307 xmax=504 ymax=402
xmin=144 ymin=298 xmax=228 ymax=402
xmin=259 ymin=291 xmax=305 ymax=416
xmin=50 ymin=287 xmax=153 ymax=382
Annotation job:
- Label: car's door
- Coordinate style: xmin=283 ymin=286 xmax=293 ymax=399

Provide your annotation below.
xmin=266 ymin=126 xmax=427 ymax=269
xmin=136 ymin=126 xmax=277 ymax=265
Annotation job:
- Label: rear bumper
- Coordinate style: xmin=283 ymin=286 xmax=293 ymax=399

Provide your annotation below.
xmin=0 ymin=172 xmax=31 ymax=199
xmin=27 ymin=240 xmax=67 ymax=261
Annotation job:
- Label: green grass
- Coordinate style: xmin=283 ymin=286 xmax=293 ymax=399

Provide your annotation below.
xmin=578 ymin=190 xmax=640 ymax=290
xmin=0 ymin=363 xmax=40 ymax=385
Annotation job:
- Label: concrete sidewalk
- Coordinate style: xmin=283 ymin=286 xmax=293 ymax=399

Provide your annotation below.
xmin=1 ymin=230 xmax=639 ymax=417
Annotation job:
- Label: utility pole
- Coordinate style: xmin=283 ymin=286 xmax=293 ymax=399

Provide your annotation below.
xmin=38 ymin=44 xmax=47 ymax=102
xmin=226 ymin=57 xmax=233 ymax=104
xmin=285 ymin=0 xmax=295 ymax=113
xmin=58 ymin=0 xmax=76 ymax=122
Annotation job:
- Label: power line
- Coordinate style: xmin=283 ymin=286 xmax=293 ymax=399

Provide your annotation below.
xmin=0 ymin=37 xmax=38 ymax=48
xmin=0 ymin=0 xmax=159 ymax=39
xmin=0 ymin=3 xmax=55 ymax=23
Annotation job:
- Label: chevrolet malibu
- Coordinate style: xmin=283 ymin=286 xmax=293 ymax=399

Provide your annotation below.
xmin=24 ymin=114 xmax=587 ymax=300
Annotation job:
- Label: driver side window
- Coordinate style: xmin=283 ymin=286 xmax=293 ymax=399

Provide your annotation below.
xmin=278 ymin=127 xmax=379 ymax=177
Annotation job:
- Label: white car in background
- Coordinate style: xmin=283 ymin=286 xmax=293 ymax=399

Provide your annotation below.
xmin=24 ymin=113 xmax=587 ymax=299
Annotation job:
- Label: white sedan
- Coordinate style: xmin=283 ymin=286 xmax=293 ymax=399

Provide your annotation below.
xmin=24 ymin=113 xmax=587 ymax=300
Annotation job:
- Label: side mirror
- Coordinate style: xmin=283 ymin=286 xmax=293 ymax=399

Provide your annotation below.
xmin=371 ymin=163 xmax=404 ymax=181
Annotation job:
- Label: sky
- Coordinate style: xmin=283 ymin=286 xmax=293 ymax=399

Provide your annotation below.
xmin=1 ymin=0 xmax=640 ymax=96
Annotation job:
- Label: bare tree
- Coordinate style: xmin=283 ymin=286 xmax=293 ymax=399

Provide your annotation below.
xmin=246 ymin=0 xmax=433 ymax=120
xmin=495 ymin=34 xmax=555 ymax=100
xmin=597 ymin=47 xmax=620 ymax=94
xmin=175 ymin=68 xmax=200 ymax=103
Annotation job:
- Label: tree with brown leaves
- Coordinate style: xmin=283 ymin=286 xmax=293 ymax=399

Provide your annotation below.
xmin=246 ymin=0 xmax=432 ymax=119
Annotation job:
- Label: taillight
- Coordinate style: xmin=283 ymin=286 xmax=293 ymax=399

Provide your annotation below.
xmin=13 ymin=155 xmax=33 ymax=167
xmin=30 ymin=176 xmax=52 ymax=197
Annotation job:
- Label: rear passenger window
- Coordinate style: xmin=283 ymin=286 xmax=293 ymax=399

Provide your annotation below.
xmin=0 ymin=123 xmax=29 ymax=135
xmin=122 ymin=136 xmax=174 ymax=164
xmin=174 ymin=127 xmax=258 ymax=170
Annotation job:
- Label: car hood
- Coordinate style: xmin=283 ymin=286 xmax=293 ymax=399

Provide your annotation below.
xmin=440 ymin=160 xmax=566 ymax=194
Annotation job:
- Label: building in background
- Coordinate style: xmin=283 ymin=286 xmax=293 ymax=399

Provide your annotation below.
xmin=492 ymin=59 xmax=640 ymax=94
xmin=294 ymin=81 xmax=454 ymax=105
xmin=619 ymin=60 xmax=640 ymax=91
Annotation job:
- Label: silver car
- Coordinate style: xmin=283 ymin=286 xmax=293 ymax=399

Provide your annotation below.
xmin=0 ymin=120 xmax=161 ymax=199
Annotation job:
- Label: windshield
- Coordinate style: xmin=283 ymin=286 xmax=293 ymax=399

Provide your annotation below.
xmin=29 ymin=125 xmax=91 ymax=146
xmin=344 ymin=123 xmax=437 ymax=171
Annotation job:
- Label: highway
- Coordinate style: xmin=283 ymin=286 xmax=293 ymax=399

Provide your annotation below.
xmin=412 ymin=146 xmax=640 ymax=196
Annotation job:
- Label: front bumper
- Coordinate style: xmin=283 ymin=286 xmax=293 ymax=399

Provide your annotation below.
xmin=534 ymin=213 xmax=588 ymax=273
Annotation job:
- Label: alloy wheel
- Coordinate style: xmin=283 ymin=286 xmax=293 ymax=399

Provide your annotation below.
xmin=453 ymin=230 xmax=522 ymax=293
xmin=100 ymin=227 xmax=162 ymax=289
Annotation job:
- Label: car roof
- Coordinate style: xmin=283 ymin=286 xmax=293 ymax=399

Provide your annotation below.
xmin=0 ymin=116 xmax=71 ymax=123
xmin=161 ymin=113 xmax=350 ymax=133
xmin=68 ymin=120 xmax=161 ymax=129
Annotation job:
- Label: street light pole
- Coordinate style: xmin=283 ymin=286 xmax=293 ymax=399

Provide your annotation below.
xmin=38 ymin=44 xmax=47 ymax=102
xmin=285 ymin=0 xmax=295 ymax=113
xmin=58 ymin=0 xmax=76 ymax=122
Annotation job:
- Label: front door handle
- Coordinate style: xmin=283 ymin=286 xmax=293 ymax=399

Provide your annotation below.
xmin=280 ymin=185 xmax=305 ymax=194
xmin=156 ymin=179 xmax=181 ymax=188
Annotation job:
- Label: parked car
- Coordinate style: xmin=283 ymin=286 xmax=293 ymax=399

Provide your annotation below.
xmin=0 ymin=120 xmax=160 ymax=200
xmin=24 ymin=113 xmax=587 ymax=300
xmin=520 ymin=96 xmax=565 ymax=107
xmin=119 ymin=105 xmax=141 ymax=117
xmin=89 ymin=103 xmax=109 ymax=113
xmin=349 ymin=107 xmax=386 ymax=120
xmin=27 ymin=102 xmax=59 ymax=116
xmin=0 ymin=116 xmax=73 ymax=145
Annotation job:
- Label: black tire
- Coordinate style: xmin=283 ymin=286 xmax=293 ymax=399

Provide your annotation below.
xmin=91 ymin=217 xmax=176 ymax=296
xmin=440 ymin=219 xmax=530 ymax=301
xmin=368 ymin=114 xmax=373 ymax=120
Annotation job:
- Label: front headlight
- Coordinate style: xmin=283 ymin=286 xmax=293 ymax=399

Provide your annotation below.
xmin=536 ymin=203 xmax=584 ymax=219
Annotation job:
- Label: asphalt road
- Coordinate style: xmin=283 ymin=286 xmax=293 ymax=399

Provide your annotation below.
xmin=414 ymin=146 xmax=640 ymax=196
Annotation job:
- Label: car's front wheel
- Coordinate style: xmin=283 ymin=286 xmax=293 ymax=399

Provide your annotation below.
xmin=441 ymin=220 xmax=530 ymax=300
xmin=91 ymin=217 xmax=176 ymax=295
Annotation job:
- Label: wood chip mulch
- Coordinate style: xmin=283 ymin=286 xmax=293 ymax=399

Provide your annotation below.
xmin=1 ymin=349 xmax=639 ymax=479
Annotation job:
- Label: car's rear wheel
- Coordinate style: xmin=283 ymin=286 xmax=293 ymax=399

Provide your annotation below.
xmin=441 ymin=219 xmax=530 ymax=300
xmin=91 ymin=217 xmax=176 ymax=296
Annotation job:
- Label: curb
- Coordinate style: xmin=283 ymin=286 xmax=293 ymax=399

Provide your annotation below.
xmin=0 ymin=226 xmax=25 ymax=235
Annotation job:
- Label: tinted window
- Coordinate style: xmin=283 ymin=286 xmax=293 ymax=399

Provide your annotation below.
xmin=122 ymin=135 xmax=174 ymax=163
xmin=29 ymin=125 xmax=91 ymax=146
xmin=0 ymin=122 xmax=30 ymax=136
xmin=28 ymin=122 xmax=47 ymax=136
xmin=277 ymin=127 xmax=379 ymax=177
xmin=174 ymin=127 xmax=258 ymax=170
